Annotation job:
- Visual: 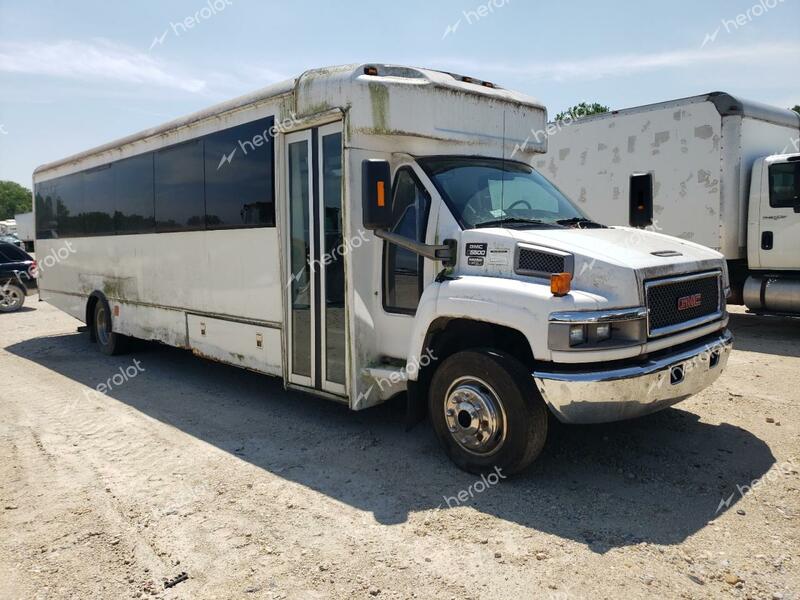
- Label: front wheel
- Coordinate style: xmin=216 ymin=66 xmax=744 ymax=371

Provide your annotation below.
xmin=429 ymin=349 xmax=548 ymax=476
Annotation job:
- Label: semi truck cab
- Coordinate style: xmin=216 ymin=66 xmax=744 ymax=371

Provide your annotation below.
xmin=745 ymin=153 xmax=800 ymax=313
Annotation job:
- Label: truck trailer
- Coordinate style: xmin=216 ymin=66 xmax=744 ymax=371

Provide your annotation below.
xmin=34 ymin=65 xmax=732 ymax=474
xmin=538 ymin=92 xmax=800 ymax=316
xmin=14 ymin=211 xmax=35 ymax=252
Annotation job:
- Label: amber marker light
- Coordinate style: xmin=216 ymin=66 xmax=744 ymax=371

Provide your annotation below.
xmin=551 ymin=272 xmax=572 ymax=297
xmin=377 ymin=180 xmax=385 ymax=207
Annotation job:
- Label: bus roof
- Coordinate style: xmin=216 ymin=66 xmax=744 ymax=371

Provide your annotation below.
xmin=34 ymin=63 xmax=546 ymax=179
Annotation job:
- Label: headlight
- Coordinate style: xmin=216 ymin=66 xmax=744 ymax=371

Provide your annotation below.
xmin=549 ymin=308 xmax=648 ymax=351
xmin=595 ymin=322 xmax=612 ymax=342
xmin=569 ymin=325 xmax=587 ymax=346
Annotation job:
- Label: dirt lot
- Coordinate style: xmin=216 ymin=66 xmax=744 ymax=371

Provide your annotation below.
xmin=0 ymin=301 xmax=798 ymax=600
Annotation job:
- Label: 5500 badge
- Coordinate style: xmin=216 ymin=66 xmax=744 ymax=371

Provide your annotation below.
xmin=465 ymin=243 xmax=487 ymax=266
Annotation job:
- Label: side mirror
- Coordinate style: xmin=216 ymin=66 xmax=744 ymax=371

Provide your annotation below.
xmin=362 ymin=159 xmax=392 ymax=230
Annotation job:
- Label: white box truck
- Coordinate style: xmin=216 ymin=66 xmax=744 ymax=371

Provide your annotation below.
xmin=14 ymin=211 xmax=35 ymax=251
xmin=538 ymin=92 xmax=800 ymax=316
xmin=34 ymin=65 xmax=732 ymax=474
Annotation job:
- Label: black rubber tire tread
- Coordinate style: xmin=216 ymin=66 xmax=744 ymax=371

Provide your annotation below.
xmin=429 ymin=349 xmax=548 ymax=476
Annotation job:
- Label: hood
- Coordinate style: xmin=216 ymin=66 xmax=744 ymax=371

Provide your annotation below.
xmin=457 ymin=226 xmax=727 ymax=307
xmin=510 ymin=226 xmax=724 ymax=273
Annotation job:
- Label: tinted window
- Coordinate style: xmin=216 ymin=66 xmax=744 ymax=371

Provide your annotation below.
xmin=204 ymin=117 xmax=275 ymax=227
xmin=115 ymin=153 xmax=155 ymax=234
xmin=83 ymin=164 xmax=115 ymax=235
xmin=53 ymin=173 xmax=85 ymax=237
xmin=155 ymin=140 xmax=205 ymax=232
xmin=35 ymin=180 xmax=57 ymax=239
xmin=0 ymin=243 xmax=30 ymax=262
xmin=769 ymin=162 xmax=800 ymax=208
xmin=384 ymin=168 xmax=430 ymax=313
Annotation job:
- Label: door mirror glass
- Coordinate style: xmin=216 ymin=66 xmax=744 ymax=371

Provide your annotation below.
xmin=362 ymin=159 xmax=392 ymax=230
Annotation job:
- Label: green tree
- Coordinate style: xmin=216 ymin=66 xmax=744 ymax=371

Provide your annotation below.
xmin=554 ymin=102 xmax=610 ymax=122
xmin=0 ymin=180 xmax=33 ymax=220
xmin=791 ymin=105 xmax=800 ymax=115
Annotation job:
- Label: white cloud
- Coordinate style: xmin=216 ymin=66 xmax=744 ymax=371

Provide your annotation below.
xmin=433 ymin=42 xmax=800 ymax=82
xmin=0 ymin=39 xmax=207 ymax=93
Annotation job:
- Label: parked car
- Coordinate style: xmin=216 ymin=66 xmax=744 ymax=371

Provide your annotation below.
xmin=0 ymin=241 xmax=37 ymax=312
xmin=0 ymin=233 xmax=24 ymax=248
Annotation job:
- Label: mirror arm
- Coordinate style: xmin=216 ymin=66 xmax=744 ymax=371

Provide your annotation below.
xmin=374 ymin=231 xmax=457 ymax=266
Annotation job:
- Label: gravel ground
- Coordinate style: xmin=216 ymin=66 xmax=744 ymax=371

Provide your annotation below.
xmin=1 ymin=301 xmax=798 ymax=599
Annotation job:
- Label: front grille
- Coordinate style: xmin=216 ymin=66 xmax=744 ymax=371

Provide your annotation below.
xmin=646 ymin=272 xmax=722 ymax=337
xmin=517 ymin=248 xmax=565 ymax=275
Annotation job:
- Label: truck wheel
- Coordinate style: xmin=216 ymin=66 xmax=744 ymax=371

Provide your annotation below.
xmin=429 ymin=349 xmax=548 ymax=476
xmin=93 ymin=300 xmax=130 ymax=356
xmin=0 ymin=283 xmax=25 ymax=313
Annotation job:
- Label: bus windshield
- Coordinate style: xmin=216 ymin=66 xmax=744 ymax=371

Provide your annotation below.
xmin=418 ymin=156 xmax=591 ymax=229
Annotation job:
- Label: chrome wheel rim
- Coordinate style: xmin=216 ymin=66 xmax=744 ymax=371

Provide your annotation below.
xmin=0 ymin=286 xmax=23 ymax=311
xmin=96 ymin=305 xmax=110 ymax=346
xmin=444 ymin=376 xmax=506 ymax=456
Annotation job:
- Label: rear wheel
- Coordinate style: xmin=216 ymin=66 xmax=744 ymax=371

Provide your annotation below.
xmin=0 ymin=283 xmax=25 ymax=313
xmin=93 ymin=300 xmax=130 ymax=355
xmin=429 ymin=349 xmax=548 ymax=475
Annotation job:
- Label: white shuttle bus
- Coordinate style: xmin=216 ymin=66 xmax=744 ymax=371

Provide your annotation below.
xmin=34 ymin=64 xmax=732 ymax=474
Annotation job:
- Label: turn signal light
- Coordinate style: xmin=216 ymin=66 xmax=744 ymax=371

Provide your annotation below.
xmin=551 ymin=272 xmax=572 ymax=297
xmin=376 ymin=180 xmax=385 ymax=207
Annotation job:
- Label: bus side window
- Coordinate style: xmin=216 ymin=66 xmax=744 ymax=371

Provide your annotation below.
xmin=383 ymin=168 xmax=431 ymax=314
xmin=629 ymin=172 xmax=654 ymax=228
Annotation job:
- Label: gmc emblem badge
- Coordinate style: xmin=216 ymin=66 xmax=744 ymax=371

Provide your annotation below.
xmin=678 ymin=293 xmax=703 ymax=311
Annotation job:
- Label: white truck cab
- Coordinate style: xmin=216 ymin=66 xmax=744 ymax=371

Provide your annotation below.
xmin=33 ymin=65 xmax=732 ymax=474
xmin=745 ymin=153 xmax=800 ymax=313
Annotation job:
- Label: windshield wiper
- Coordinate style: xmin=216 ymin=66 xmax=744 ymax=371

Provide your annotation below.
xmin=474 ymin=217 xmax=558 ymax=229
xmin=556 ymin=217 xmax=606 ymax=228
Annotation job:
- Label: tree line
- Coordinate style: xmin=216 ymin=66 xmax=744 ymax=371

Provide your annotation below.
xmin=0 ymin=181 xmax=32 ymax=220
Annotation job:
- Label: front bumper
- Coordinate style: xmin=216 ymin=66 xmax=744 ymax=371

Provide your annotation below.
xmin=533 ymin=330 xmax=733 ymax=424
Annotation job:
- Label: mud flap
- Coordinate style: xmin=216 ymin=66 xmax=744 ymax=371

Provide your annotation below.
xmin=404 ymin=379 xmax=427 ymax=431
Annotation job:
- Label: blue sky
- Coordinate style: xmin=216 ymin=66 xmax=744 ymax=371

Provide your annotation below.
xmin=1 ymin=0 xmax=798 ymax=188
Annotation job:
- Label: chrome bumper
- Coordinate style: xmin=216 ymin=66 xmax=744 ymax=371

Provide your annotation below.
xmin=533 ymin=330 xmax=733 ymax=424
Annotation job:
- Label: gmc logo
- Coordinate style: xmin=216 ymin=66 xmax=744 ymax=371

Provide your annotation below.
xmin=678 ymin=293 xmax=703 ymax=311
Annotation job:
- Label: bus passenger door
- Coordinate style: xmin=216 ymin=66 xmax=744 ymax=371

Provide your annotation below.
xmin=284 ymin=123 xmax=347 ymax=396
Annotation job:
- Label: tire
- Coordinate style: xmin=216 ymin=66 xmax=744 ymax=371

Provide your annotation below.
xmin=0 ymin=283 xmax=26 ymax=313
xmin=429 ymin=349 xmax=548 ymax=476
xmin=93 ymin=299 xmax=130 ymax=355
